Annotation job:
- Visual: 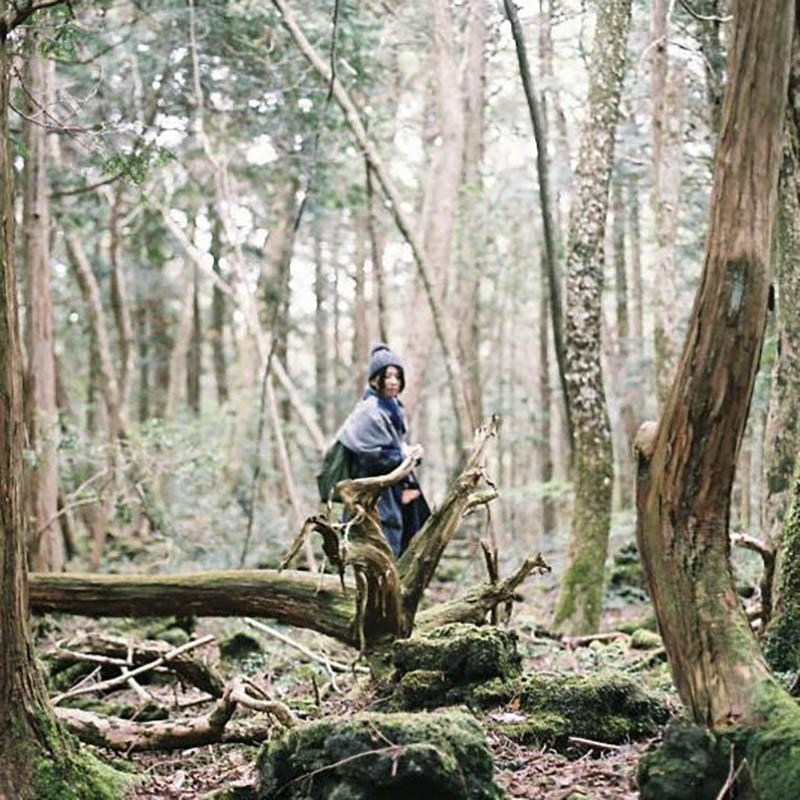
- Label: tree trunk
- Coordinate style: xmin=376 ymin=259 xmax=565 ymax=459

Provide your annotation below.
xmin=628 ymin=176 xmax=644 ymax=355
xmin=164 ymin=262 xmax=195 ymax=422
xmin=29 ymin=418 xmax=542 ymax=655
xmin=365 ymin=162 xmax=388 ymax=343
xmin=611 ymin=176 xmax=633 ymax=510
xmin=504 ymin=0 xmax=571 ymax=454
xmin=762 ymin=82 xmax=800 ymax=546
xmin=107 ymin=184 xmax=134 ymax=414
xmin=651 ymin=1 xmax=688 ymax=407
xmin=187 ymin=264 xmax=202 ymax=416
xmin=65 ymin=236 xmax=128 ymax=441
xmin=22 ymin=35 xmax=62 ymax=573
xmin=401 ymin=0 xmax=465 ymax=436
xmin=352 ymin=207 xmax=369 ymax=399
xmin=454 ymin=0 xmax=487 ymax=431
xmin=761 ymin=26 xmax=800 ymax=670
xmin=635 ymin=5 xmax=800 ymax=790
xmin=314 ymin=226 xmax=330 ymax=432
xmin=1 ymin=17 xmax=115 ymax=797
xmin=209 ymin=210 xmax=229 ymax=405
xmin=539 ymin=257 xmax=556 ymax=538
xmin=553 ymin=0 xmax=632 ymax=635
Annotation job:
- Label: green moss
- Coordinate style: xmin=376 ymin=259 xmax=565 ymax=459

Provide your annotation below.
xmin=764 ymin=462 xmax=800 ymax=671
xmin=467 ymin=677 xmax=519 ymax=709
xmin=493 ymin=713 xmax=568 ymax=747
xmin=255 ymin=709 xmax=504 ymax=799
xmin=744 ymin=680 xmax=800 ymax=799
xmin=393 ymin=623 xmax=521 ymax=683
xmin=637 ymin=718 xmax=729 ymax=800
xmin=630 ymin=629 xmax=662 ymax=650
xmin=33 ymin=746 xmax=136 ymax=800
xmin=394 ymin=670 xmax=449 ymax=709
xmin=519 ymin=670 xmax=671 ymax=743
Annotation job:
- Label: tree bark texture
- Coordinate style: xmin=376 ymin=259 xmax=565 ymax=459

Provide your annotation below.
xmin=401 ymin=0 xmax=465 ymax=434
xmin=107 ymin=185 xmax=134 ymax=414
xmin=0 ymin=22 xmax=75 ymax=798
xmin=763 ymin=49 xmax=800 ymax=546
xmin=635 ymin=0 xmax=795 ymax=759
xmin=761 ymin=28 xmax=800 ymax=669
xmin=611 ymin=176 xmax=633 ymax=509
xmin=553 ymin=0 xmax=632 ymax=635
xmin=650 ymin=0 xmax=687 ymax=407
xmin=187 ymin=264 xmax=202 ymax=415
xmin=209 ymin=210 xmax=229 ymax=405
xmin=454 ymin=0 xmax=487 ymax=432
xmin=22 ymin=37 xmax=62 ymax=573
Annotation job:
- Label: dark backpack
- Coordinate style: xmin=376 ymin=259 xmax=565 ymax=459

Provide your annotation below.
xmin=316 ymin=440 xmax=351 ymax=502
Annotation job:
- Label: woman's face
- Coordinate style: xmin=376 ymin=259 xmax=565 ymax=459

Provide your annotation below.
xmin=382 ymin=366 xmax=402 ymax=398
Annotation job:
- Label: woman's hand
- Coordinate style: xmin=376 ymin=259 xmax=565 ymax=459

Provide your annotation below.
xmin=401 ymin=488 xmax=421 ymax=505
xmin=405 ymin=443 xmax=424 ymax=463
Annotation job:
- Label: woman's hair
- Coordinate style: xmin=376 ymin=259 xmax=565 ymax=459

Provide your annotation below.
xmin=371 ymin=364 xmax=405 ymax=394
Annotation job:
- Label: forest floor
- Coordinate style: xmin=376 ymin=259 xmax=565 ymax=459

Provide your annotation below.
xmin=40 ymin=512 xmax=740 ymax=799
xmin=42 ymin=564 xmax=669 ymax=799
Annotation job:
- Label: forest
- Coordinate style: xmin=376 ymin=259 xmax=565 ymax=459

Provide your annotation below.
xmin=2 ymin=0 xmax=800 ymax=798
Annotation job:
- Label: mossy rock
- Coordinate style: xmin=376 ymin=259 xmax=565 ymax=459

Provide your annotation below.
xmin=518 ymin=670 xmax=671 ymax=744
xmin=637 ymin=718 xmax=729 ymax=799
xmin=630 ymin=629 xmax=662 ymax=650
xmin=255 ymin=709 xmax=504 ymax=799
xmin=393 ymin=623 xmax=521 ymax=683
xmin=492 ymin=712 xmax=569 ymax=747
xmin=219 ymin=632 xmax=263 ymax=660
xmin=394 ymin=669 xmax=450 ymax=709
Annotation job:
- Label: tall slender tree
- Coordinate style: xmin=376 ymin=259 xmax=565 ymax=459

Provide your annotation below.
xmin=22 ymin=33 xmax=62 ymax=572
xmin=553 ymin=0 xmax=632 ymax=635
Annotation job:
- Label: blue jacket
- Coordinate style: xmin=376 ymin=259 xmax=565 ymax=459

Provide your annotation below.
xmin=338 ymin=388 xmax=430 ymax=557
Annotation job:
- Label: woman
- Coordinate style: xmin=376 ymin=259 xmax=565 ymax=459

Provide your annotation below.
xmin=337 ymin=343 xmax=431 ymax=558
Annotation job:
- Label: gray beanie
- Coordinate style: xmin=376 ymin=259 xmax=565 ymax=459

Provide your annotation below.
xmin=367 ymin=343 xmax=404 ymax=383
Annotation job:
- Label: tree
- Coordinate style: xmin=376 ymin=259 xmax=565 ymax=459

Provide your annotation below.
xmin=762 ymin=27 xmax=800 ymax=666
xmin=22 ymin=32 xmax=62 ymax=572
xmin=0 ymin=3 xmax=122 ymax=796
xmin=650 ymin=0 xmax=688 ymax=406
xmin=635 ymin=2 xmax=800 ymax=791
xmin=552 ymin=0 xmax=632 ymax=634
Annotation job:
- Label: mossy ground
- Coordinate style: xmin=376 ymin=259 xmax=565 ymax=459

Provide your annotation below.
xmin=255 ymin=709 xmax=505 ymax=799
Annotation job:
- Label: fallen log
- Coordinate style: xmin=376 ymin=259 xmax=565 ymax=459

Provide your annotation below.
xmin=30 ymin=569 xmax=360 ymax=647
xmin=30 ymin=417 xmax=549 ymax=654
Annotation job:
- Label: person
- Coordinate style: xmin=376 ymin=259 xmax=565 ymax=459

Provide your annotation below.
xmin=337 ymin=343 xmax=431 ymax=558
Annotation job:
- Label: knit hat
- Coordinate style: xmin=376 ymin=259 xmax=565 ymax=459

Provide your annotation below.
xmin=367 ymin=343 xmax=404 ymax=383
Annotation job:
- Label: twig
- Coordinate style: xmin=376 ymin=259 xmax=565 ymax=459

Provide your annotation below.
xmin=678 ymin=0 xmax=732 ymax=23
xmin=716 ymin=748 xmax=746 ymax=800
xmin=245 ymin=618 xmax=367 ymax=674
xmin=562 ymin=632 xmax=629 ymax=647
xmin=51 ymin=649 xmax=128 ymax=667
xmin=567 ymin=736 xmax=623 ymax=751
xmin=52 ymin=635 xmax=215 ymax=705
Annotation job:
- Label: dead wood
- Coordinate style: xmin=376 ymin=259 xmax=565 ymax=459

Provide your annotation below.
xmin=51 ymin=633 xmax=225 ymax=697
xmin=55 ymin=677 xmax=294 ymax=752
xmin=31 ymin=417 xmax=549 ymax=654
xmin=52 ymin=635 xmax=215 ymax=705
